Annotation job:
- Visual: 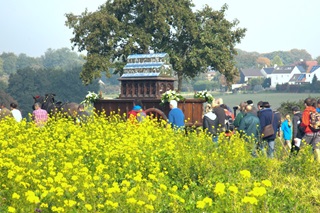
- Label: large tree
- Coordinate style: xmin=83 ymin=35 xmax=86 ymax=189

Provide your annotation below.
xmin=65 ymin=1 xmax=246 ymax=91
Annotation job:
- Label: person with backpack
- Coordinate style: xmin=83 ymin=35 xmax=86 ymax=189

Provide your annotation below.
xmin=258 ymin=101 xmax=280 ymax=158
xmin=203 ymin=103 xmax=218 ymax=142
xmin=128 ymin=99 xmax=146 ymax=123
xmin=301 ymin=98 xmax=320 ymax=162
xmin=291 ymin=106 xmax=304 ymax=154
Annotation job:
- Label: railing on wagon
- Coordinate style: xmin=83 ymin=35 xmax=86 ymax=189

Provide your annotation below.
xmin=94 ymin=98 xmax=206 ymax=127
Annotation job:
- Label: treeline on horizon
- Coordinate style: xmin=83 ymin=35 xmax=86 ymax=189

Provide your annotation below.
xmin=0 ymin=48 xmax=99 ymax=118
xmin=0 ymin=47 xmax=317 ymax=117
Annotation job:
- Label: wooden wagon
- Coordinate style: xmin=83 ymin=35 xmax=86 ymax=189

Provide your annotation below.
xmin=94 ymin=98 xmax=206 ymax=127
xmin=94 ymin=53 xmax=206 ymax=127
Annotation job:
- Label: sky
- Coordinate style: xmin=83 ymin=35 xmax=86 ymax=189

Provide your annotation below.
xmin=1 ymin=0 xmax=320 ymax=58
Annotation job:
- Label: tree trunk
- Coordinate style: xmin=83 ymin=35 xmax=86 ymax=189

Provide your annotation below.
xmin=177 ymin=72 xmax=183 ymax=92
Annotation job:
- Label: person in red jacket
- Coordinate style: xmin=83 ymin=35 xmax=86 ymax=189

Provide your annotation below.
xmin=301 ymin=97 xmax=320 ymax=162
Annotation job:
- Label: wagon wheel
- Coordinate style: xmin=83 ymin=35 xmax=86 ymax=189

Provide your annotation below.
xmin=145 ymin=108 xmax=167 ymax=121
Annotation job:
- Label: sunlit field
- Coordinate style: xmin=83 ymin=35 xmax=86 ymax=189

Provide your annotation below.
xmin=1 ymin=114 xmax=320 ymax=212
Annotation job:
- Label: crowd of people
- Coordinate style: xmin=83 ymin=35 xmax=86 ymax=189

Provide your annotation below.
xmin=201 ymin=97 xmax=320 ymax=161
xmin=0 ymin=102 xmax=90 ymax=127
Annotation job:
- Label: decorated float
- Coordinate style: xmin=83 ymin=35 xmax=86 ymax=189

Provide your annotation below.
xmin=94 ymin=53 xmax=206 ymax=127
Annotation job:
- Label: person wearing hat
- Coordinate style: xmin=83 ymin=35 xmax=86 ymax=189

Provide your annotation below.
xmin=246 ymin=100 xmax=258 ymax=116
xmin=291 ymin=106 xmax=303 ymax=154
xmin=258 ymin=101 xmax=280 ymax=158
xmin=168 ymin=100 xmax=185 ymax=129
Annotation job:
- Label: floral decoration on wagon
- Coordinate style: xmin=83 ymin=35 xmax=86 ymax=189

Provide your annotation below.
xmin=81 ymin=91 xmax=99 ymax=105
xmin=194 ymin=90 xmax=213 ymax=103
xmin=160 ymin=90 xmax=185 ymax=105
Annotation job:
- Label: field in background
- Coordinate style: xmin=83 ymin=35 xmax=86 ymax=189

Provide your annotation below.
xmin=184 ymin=92 xmax=320 ymax=110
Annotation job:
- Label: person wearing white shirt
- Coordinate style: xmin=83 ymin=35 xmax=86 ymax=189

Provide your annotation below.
xmin=10 ymin=103 xmax=22 ymax=122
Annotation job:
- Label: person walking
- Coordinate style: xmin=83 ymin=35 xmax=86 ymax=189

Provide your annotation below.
xmin=258 ymin=101 xmax=280 ymax=158
xmin=203 ymin=103 xmax=218 ymax=142
xmin=281 ymin=114 xmax=292 ymax=152
xmin=238 ymin=104 xmax=260 ymax=143
xmin=234 ymin=102 xmax=247 ymax=129
xmin=301 ymin=98 xmax=320 ymax=162
xmin=32 ymin=102 xmax=48 ymax=127
xmin=168 ymin=100 xmax=185 ymax=129
xmin=10 ymin=103 xmax=22 ymax=122
xmin=291 ymin=106 xmax=304 ymax=154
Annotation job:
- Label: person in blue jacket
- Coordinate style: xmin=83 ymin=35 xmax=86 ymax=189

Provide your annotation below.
xmin=168 ymin=100 xmax=185 ymax=129
xmin=281 ymin=114 xmax=292 ymax=152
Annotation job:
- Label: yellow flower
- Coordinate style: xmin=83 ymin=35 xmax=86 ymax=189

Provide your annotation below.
xmin=160 ymin=184 xmax=167 ymax=191
xmin=85 ymin=204 xmax=93 ymax=211
xmin=148 ymin=193 xmax=157 ymax=201
xmin=203 ymin=197 xmax=213 ymax=206
xmin=214 ymin=182 xmax=226 ymax=196
xmin=171 ymin=185 xmax=178 ymax=192
xmin=148 ymin=174 xmax=158 ymax=181
xmin=228 ymin=185 xmax=239 ymax=194
xmin=262 ymin=179 xmax=272 ymax=187
xmin=242 ymin=196 xmax=258 ymax=205
xmin=12 ymin=192 xmax=20 ymax=199
xmin=77 ymin=192 xmax=85 ymax=201
xmin=8 ymin=206 xmax=16 ymax=212
xmin=196 ymin=200 xmax=206 ymax=209
xmin=145 ymin=204 xmax=154 ymax=211
xmin=240 ymin=170 xmax=251 ymax=179
xmin=137 ymin=200 xmax=145 ymax=206
xmin=248 ymin=186 xmax=267 ymax=197
xmin=127 ymin=198 xmax=137 ymax=204
xmin=64 ymin=200 xmax=77 ymax=207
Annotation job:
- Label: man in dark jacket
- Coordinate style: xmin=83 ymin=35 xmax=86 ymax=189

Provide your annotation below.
xmin=291 ymin=106 xmax=303 ymax=154
xmin=258 ymin=101 xmax=280 ymax=158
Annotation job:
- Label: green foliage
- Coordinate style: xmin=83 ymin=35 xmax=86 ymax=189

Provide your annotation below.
xmin=0 ymin=52 xmax=17 ymax=75
xmin=193 ymin=80 xmax=213 ymax=91
xmin=262 ymin=77 xmax=271 ymax=88
xmin=248 ymin=77 xmax=264 ymax=89
xmin=0 ymin=57 xmax=4 ymax=76
xmin=271 ymin=55 xmax=284 ymax=67
xmin=65 ymin=1 xmax=246 ymax=90
xmin=16 ymin=53 xmax=43 ymax=70
xmin=41 ymin=48 xmax=85 ymax=70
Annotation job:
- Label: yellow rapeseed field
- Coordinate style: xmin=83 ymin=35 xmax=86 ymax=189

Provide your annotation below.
xmin=0 ymin=113 xmax=320 ymax=212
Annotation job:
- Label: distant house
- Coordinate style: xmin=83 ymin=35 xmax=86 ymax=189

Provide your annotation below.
xmin=288 ymin=73 xmax=306 ymax=85
xmin=239 ymin=68 xmax=264 ymax=83
xmin=305 ymin=61 xmax=318 ymax=73
xmin=270 ymin=66 xmax=303 ymax=88
xmin=261 ymin=67 xmax=275 ymax=78
xmin=305 ymin=65 xmax=320 ymax=83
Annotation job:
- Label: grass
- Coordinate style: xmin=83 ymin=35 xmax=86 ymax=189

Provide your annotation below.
xmin=183 ymin=92 xmax=320 ymax=110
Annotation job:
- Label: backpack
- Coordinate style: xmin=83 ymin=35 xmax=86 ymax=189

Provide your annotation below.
xmin=224 ymin=110 xmax=234 ymax=132
xmin=309 ymin=112 xmax=320 ymax=132
xmin=136 ymin=111 xmax=147 ymax=122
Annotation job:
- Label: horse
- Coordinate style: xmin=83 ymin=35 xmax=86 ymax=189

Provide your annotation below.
xmin=33 ymin=93 xmax=79 ymax=118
